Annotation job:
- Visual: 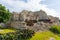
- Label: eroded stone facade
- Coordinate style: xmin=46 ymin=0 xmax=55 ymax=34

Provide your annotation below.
xmin=8 ymin=10 xmax=60 ymax=31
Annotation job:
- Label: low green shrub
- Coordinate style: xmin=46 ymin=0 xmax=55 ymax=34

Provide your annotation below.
xmin=16 ymin=29 xmax=35 ymax=40
xmin=0 ymin=26 xmax=5 ymax=29
xmin=0 ymin=33 xmax=15 ymax=40
xmin=49 ymin=25 xmax=60 ymax=34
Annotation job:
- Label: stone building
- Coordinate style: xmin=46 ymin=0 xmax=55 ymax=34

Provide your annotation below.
xmin=8 ymin=10 xmax=60 ymax=31
xmin=11 ymin=12 xmax=19 ymax=21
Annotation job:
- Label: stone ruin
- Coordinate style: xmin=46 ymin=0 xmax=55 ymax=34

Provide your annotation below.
xmin=7 ymin=10 xmax=60 ymax=31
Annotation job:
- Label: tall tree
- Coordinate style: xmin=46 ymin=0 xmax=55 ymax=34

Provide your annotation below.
xmin=0 ymin=4 xmax=11 ymax=23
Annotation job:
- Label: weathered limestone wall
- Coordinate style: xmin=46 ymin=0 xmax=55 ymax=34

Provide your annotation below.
xmin=8 ymin=10 xmax=60 ymax=31
xmin=10 ymin=21 xmax=26 ymax=29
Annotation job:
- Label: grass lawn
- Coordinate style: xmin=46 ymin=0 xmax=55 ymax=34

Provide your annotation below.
xmin=0 ymin=29 xmax=16 ymax=34
xmin=30 ymin=31 xmax=60 ymax=40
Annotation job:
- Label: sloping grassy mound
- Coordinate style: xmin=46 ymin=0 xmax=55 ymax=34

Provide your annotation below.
xmin=30 ymin=31 xmax=60 ymax=40
xmin=0 ymin=29 xmax=16 ymax=34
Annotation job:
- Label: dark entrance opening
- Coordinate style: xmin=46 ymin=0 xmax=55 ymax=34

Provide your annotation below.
xmin=25 ymin=19 xmax=37 ymax=26
xmin=38 ymin=19 xmax=53 ymax=23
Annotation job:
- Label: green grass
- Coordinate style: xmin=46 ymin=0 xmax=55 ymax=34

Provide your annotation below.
xmin=0 ymin=29 xmax=16 ymax=34
xmin=30 ymin=31 xmax=60 ymax=40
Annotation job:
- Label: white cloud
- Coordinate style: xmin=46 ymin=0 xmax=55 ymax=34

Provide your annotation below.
xmin=1 ymin=0 xmax=59 ymax=18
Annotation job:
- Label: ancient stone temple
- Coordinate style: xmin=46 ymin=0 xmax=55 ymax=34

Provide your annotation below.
xmin=8 ymin=10 xmax=60 ymax=31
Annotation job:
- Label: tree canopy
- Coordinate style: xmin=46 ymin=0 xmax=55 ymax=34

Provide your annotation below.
xmin=0 ymin=4 xmax=11 ymax=23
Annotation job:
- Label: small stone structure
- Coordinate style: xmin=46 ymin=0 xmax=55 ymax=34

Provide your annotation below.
xmin=0 ymin=23 xmax=6 ymax=28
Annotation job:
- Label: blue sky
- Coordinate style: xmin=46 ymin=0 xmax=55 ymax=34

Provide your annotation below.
xmin=41 ymin=0 xmax=60 ymax=16
xmin=0 ymin=0 xmax=60 ymax=18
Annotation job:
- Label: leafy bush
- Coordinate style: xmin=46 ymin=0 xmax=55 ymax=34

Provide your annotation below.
xmin=49 ymin=25 xmax=60 ymax=34
xmin=0 ymin=26 xmax=4 ymax=29
xmin=0 ymin=33 xmax=15 ymax=40
xmin=0 ymin=26 xmax=7 ymax=29
xmin=16 ymin=29 xmax=35 ymax=40
xmin=0 ymin=29 xmax=35 ymax=40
